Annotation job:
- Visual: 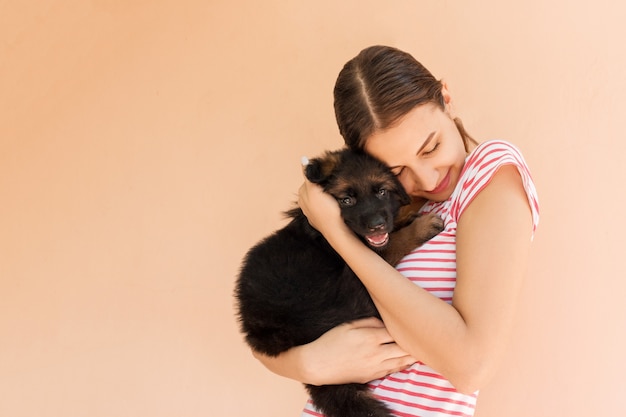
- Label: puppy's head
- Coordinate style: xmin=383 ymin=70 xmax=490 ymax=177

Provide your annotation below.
xmin=305 ymin=149 xmax=410 ymax=250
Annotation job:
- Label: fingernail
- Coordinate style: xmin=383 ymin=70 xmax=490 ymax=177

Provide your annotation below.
xmin=301 ymin=156 xmax=309 ymax=167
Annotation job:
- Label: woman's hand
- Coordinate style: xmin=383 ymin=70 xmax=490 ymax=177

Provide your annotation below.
xmin=303 ymin=317 xmax=417 ymax=385
xmin=253 ymin=318 xmax=416 ymax=386
xmin=297 ymin=178 xmax=344 ymax=236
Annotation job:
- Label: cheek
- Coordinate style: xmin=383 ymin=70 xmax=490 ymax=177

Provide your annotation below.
xmin=397 ymin=175 xmax=416 ymax=195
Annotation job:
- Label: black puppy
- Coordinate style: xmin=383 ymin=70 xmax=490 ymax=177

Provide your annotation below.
xmin=235 ymin=149 xmax=443 ymax=417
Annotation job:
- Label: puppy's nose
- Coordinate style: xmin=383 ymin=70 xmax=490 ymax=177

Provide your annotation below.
xmin=367 ymin=215 xmax=386 ymax=231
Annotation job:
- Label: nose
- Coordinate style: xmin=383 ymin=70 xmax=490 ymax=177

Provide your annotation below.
xmin=407 ymin=162 xmax=439 ymax=192
xmin=367 ymin=214 xmax=386 ymax=231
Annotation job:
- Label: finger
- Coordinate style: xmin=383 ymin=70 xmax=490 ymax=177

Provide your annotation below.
xmin=380 ymin=345 xmax=417 ymax=368
xmin=383 ymin=355 xmax=417 ymax=375
xmin=298 ymin=181 xmax=311 ymax=206
xmin=298 ymin=182 xmax=306 ymax=200
xmin=381 ymin=342 xmax=412 ymax=359
xmin=366 ymin=354 xmax=416 ymax=382
xmin=367 ymin=326 xmax=396 ymax=345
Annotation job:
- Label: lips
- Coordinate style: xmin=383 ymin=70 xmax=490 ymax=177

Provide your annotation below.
xmin=366 ymin=233 xmax=389 ymax=248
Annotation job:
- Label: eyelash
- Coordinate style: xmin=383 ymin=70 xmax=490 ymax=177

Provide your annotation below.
xmin=423 ymin=142 xmax=440 ymax=155
xmin=391 ymin=141 xmax=440 ymax=177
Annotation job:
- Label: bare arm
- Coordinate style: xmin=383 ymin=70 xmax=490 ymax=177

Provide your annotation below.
xmin=299 ymin=165 xmax=533 ymax=393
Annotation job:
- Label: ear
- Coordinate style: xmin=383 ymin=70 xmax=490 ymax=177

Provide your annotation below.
xmin=304 ymin=150 xmax=342 ymax=185
xmin=440 ymin=81 xmax=455 ymax=117
xmin=304 ymin=159 xmax=325 ymax=184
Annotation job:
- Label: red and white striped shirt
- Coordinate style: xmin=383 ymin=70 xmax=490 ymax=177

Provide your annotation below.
xmin=301 ymin=140 xmax=540 ymax=417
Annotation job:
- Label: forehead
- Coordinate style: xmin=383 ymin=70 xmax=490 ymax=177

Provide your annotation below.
xmin=364 ymin=103 xmax=442 ymax=165
xmin=325 ymin=159 xmax=399 ymax=196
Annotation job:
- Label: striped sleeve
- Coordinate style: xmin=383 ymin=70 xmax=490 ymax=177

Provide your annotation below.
xmin=450 ymin=140 xmax=540 ymax=239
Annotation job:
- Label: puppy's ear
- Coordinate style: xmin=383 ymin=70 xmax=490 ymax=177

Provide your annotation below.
xmin=304 ymin=150 xmax=342 ymax=185
xmin=304 ymin=159 xmax=325 ymax=184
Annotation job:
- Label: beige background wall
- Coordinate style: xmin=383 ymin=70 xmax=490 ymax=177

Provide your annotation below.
xmin=2 ymin=1 xmax=625 ymax=416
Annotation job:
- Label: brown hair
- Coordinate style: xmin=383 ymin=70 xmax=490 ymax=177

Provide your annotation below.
xmin=333 ymin=45 xmax=475 ymax=151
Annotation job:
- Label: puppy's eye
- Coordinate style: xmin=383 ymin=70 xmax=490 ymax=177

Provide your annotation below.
xmin=339 ymin=196 xmax=355 ymax=207
xmin=377 ymin=189 xmax=387 ymax=197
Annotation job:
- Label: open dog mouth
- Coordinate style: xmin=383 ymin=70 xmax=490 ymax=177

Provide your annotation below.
xmin=365 ymin=233 xmax=389 ymax=248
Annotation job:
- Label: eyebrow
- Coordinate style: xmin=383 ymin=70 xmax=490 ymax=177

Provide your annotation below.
xmin=417 ymin=131 xmax=437 ymax=154
xmin=388 ymin=131 xmax=436 ymax=171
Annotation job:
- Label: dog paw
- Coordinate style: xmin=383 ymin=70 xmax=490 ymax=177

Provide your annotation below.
xmin=413 ymin=213 xmax=444 ymax=242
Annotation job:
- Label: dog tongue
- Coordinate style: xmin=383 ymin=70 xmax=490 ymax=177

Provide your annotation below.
xmin=367 ymin=233 xmax=389 ymax=247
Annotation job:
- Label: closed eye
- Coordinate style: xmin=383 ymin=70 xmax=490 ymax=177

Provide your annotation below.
xmin=390 ymin=166 xmax=404 ymax=177
xmin=423 ymin=142 xmax=440 ymax=155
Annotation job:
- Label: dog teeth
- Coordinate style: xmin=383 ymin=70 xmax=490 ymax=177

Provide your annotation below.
xmin=367 ymin=233 xmax=389 ymax=247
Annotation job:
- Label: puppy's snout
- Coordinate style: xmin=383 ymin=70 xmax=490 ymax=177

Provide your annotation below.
xmin=367 ymin=215 xmax=387 ymax=231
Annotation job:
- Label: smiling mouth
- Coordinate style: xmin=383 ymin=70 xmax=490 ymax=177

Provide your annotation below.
xmin=366 ymin=233 xmax=389 ymax=248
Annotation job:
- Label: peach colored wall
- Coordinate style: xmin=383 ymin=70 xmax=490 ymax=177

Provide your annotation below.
xmin=1 ymin=1 xmax=625 ymax=416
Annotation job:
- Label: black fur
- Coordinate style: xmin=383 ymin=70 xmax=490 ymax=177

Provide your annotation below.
xmin=235 ymin=149 xmax=443 ymax=417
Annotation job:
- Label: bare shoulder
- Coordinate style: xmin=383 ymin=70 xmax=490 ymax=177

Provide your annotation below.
xmin=458 ymin=164 xmax=533 ymax=242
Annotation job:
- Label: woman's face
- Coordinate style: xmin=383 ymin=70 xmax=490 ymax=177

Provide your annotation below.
xmin=364 ymin=102 xmax=468 ymax=202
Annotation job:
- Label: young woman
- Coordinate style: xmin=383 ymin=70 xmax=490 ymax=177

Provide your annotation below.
xmin=254 ymin=45 xmax=539 ymax=417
